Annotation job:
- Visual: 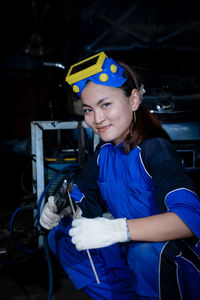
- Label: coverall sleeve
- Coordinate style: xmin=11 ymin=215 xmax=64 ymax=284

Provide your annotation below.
xmin=141 ymin=138 xmax=200 ymax=239
xmin=70 ymin=146 xmax=107 ymax=218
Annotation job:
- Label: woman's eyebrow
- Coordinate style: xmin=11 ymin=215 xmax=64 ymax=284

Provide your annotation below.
xmin=82 ymin=97 xmax=110 ymax=108
xmin=82 ymin=103 xmax=92 ymax=108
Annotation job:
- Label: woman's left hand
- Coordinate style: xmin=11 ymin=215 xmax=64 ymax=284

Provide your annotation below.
xmin=69 ymin=217 xmax=130 ymax=250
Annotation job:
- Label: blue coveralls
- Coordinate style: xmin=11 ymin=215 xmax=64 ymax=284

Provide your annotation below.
xmin=48 ymin=138 xmax=200 ymax=299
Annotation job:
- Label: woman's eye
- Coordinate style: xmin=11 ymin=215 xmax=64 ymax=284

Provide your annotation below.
xmin=83 ymin=108 xmax=92 ymax=114
xmin=102 ymin=102 xmax=111 ymax=108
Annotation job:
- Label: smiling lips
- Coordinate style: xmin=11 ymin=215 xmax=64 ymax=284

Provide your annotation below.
xmin=97 ymin=125 xmax=111 ymax=133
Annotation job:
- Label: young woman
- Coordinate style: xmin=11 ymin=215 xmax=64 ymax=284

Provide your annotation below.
xmin=40 ymin=52 xmax=200 ymax=300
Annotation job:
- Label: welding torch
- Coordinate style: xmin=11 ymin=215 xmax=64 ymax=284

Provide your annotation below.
xmin=40 ymin=179 xmax=100 ymax=284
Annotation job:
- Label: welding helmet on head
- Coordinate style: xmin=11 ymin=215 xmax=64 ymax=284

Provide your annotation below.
xmin=65 ymin=52 xmax=129 ymax=97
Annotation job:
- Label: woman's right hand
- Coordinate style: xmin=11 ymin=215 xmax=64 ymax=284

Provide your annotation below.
xmin=39 ymin=196 xmax=70 ymax=230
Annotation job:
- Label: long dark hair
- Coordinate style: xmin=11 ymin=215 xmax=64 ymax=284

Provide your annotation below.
xmin=119 ymin=62 xmax=171 ymax=153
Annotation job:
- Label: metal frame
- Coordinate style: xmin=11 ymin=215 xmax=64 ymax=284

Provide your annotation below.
xmin=31 ymin=120 xmax=100 ymax=211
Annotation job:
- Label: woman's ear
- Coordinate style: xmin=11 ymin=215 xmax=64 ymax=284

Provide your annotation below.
xmin=129 ymin=89 xmax=141 ymax=111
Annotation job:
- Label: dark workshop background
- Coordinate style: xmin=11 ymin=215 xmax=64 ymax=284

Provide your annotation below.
xmin=0 ymin=0 xmax=200 ymax=299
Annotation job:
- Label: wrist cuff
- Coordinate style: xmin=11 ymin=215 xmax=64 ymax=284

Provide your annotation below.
xmin=125 ymin=219 xmax=131 ymax=241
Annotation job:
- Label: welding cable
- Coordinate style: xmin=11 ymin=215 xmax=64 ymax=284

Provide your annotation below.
xmin=43 ymin=234 xmax=53 ymax=300
xmin=3 ymin=210 xmax=52 ymax=300
xmin=7 ymin=165 xmax=79 ymax=299
xmin=37 ymin=166 xmax=73 ymax=300
xmin=35 ymin=166 xmax=72 ymax=300
xmin=36 ymin=164 xmax=79 ymax=224
xmin=36 ymin=164 xmax=80 ymax=300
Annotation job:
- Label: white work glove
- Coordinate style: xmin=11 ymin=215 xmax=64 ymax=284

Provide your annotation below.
xmin=39 ymin=196 xmax=71 ymax=230
xmin=69 ymin=217 xmax=130 ymax=250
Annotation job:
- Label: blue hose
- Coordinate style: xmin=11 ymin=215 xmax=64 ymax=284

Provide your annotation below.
xmin=9 ymin=207 xmax=41 ymax=254
xmin=9 ymin=207 xmax=21 ymax=233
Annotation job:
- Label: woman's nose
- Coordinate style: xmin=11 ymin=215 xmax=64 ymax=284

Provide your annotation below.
xmin=94 ymin=109 xmax=105 ymax=124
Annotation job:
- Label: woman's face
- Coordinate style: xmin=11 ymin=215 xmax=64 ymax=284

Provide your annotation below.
xmin=81 ymin=82 xmax=136 ymax=145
